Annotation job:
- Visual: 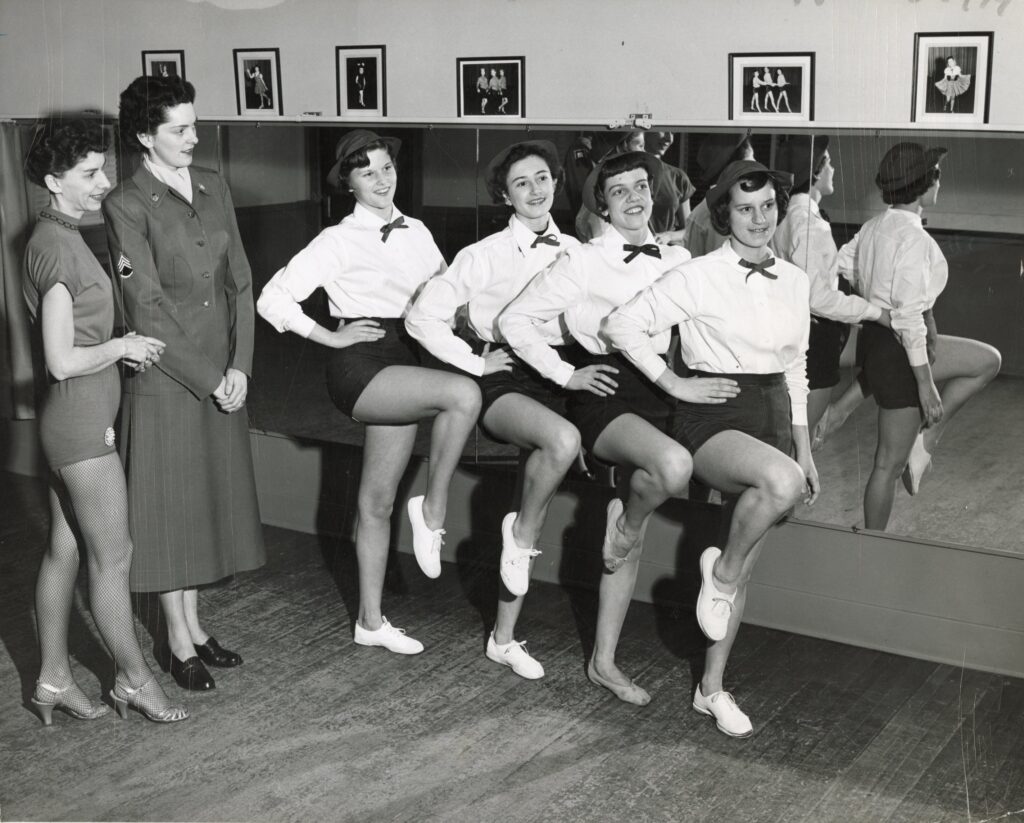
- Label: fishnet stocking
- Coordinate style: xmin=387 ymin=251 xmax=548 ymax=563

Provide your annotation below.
xmin=37 ymin=453 xmax=153 ymax=700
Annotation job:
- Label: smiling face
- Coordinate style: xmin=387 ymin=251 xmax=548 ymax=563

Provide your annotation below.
xmin=138 ymin=102 xmax=198 ymax=171
xmin=45 ymin=151 xmax=110 ymax=218
xmin=347 ymin=147 xmax=397 ymax=217
xmin=602 ymin=167 xmax=653 ymax=242
xmin=727 ymin=180 xmax=778 ymax=258
xmin=503 ymin=154 xmax=555 ymax=230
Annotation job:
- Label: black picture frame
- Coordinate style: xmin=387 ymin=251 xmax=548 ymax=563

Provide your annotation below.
xmin=456 ymin=56 xmax=525 ymax=119
xmin=141 ymin=50 xmax=186 ymax=82
xmin=335 ymin=45 xmax=387 ymax=117
xmin=911 ymin=32 xmax=993 ymax=124
xmin=233 ymin=48 xmax=283 ymax=116
xmin=728 ymin=52 xmax=815 ymax=123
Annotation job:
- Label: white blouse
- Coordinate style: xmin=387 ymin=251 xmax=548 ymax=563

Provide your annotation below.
xmin=772 ymin=193 xmax=882 ymax=324
xmin=405 ymin=215 xmax=578 ymax=376
xmin=835 ymin=208 xmax=948 ymax=367
xmin=499 ymin=223 xmax=690 ymax=387
xmin=257 ymin=203 xmax=446 ymax=337
xmin=603 ymin=242 xmax=811 ymax=426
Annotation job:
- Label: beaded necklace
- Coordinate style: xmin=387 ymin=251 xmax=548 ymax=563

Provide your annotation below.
xmin=39 ymin=210 xmax=79 ymax=232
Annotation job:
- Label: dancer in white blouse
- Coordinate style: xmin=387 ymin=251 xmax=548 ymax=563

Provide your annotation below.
xmin=501 ymin=151 xmax=737 ymax=705
xmin=258 ymin=130 xmax=481 ymax=654
xmin=406 ymin=141 xmax=583 ymax=680
xmin=832 ymin=143 xmax=1000 ymax=527
xmin=604 ymin=159 xmax=817 ymax=737
xmin=772 ymin=135 xmax=891 ymax=436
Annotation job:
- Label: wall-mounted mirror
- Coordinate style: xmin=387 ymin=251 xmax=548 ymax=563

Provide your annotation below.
xmin=184 ymin=120 xmax=1021 ymax=556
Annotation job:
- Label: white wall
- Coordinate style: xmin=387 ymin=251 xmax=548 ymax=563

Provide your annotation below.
xmin=2 ymin=0 xmax=1021 ymax=128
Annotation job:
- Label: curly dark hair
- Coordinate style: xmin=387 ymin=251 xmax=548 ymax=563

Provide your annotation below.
xmin=24 ymin=118 xmax=108 ymax=188
xmin=485 ymin=142 xmax=561 ymax=204
xmin=592 ymin=152 xmax=653 ymax=217
xmin=118 ymin=75 xmax=196 ymax=154
xmin=335 ymin=139 xmax=398 ymax=190
xmin=709 ymin=171 xmax=791 ymax=236
xmin=878 ymin=166 xmax=941 ymax=206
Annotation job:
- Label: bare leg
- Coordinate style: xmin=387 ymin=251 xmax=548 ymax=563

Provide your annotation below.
xmin=863 ymin=406 xmax=921 ymax=530
xmin=483 ymin=395 xmax=580 ymax=644
xmin=590 ymin=415 xmax=692 ymax=690
xmin=922 ymin=335 xmax=1001 ymax=452
xmin=692 ymin=431 xmax=805 ymax=591
xmin=814 ymin=371 xmax=869 ymax=449
xmin=160 ymin=590 xmax=196 ymax=660
xmin=806 ymin=386 xmax=833 ymax=439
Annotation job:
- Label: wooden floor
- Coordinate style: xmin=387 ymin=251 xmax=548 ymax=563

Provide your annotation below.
xmin=2 ymin=470 xmax=1023 ymax=823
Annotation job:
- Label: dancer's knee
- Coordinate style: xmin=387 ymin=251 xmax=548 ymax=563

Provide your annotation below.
xmin=653 ymin=445 xmax=693 ymax=498
xmin=445 ymin=376 xmax=482 ymax=418
xmin=762 ymin=459 xmax=804 ymax=510
xmin=543 ymin=423 xmax=582 ymax=472
xmin=358 ymin=487 xmax=397 ymax=524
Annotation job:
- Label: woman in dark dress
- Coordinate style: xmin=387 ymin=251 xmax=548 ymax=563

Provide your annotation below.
xmin=104 ymin=76 xmax=266 ymax=692
xmin=23 ymin=119 xmax=186 ymax=723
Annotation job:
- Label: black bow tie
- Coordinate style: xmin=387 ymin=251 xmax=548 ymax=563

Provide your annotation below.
xmin=622 ymin=243 xmax=661 ymax=264
xmin=531 ymin=233 xmax=560 ymax=249
xmin=380 ymin=216 xmax=408 ymax=243
xmin=739 ymin=257 xmax=778 ymax=281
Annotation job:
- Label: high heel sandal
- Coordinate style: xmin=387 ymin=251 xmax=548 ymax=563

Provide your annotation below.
xmin=31 ymin=680 xmax=110 ymax=726
xmin=111 ymin=677 xmax=189 ymax=723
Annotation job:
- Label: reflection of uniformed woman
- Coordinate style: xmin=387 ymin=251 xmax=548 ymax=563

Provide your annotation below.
xmin=104 ymin=75 xmax=265 ymax=693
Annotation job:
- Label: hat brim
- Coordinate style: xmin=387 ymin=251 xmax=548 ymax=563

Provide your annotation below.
xmin=484 ymin=140 xmax=558 ymax=183
xmin=326 ymin=135 xmax=401 ymax=190
xmin=581 ymin=151 xmax=661 ymax=216
xmin=705 ymin=160 xmax=794 ymax=215
xmin=699 ymin=132 xmax=751 ymax=186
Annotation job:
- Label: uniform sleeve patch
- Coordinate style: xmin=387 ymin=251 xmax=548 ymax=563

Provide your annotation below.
xmin=116 ymin=253 xmax=134 ymax=279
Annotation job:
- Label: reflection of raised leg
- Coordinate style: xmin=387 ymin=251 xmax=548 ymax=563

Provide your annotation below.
xmin=589 ymin=415 xmax=692 ymax=704
xmin=813 ymin=372 xmax=869 ymax=450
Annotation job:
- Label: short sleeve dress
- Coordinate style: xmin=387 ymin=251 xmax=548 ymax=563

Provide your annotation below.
xmin=23 ymin=207 xmax=121 ymax=471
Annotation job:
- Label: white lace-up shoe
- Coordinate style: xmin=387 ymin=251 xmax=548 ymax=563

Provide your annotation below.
xmin=486 ymin=632 xmax=544 ymax=680
xmin=354 ymin=617 xmax=424 ymax=655
xmin=696 ymin=547 xmax=735 ymax=642
xmin=692 ymin=685 xmax=753 ymax=738
xmin=499 ymin=512 xmax=541 ymax=597
xmin=407 ymin=495 xmax=444 ymax=578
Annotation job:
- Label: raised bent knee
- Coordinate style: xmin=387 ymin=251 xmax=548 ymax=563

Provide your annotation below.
xmin=654 ymin=446 xmax=693 ymax=498
xmin=544 ymin=423 xmax=582 ymax=471
xmin=764 ymin=459 xmax=804 ymax=509
xmin=447 ymin=376 xmax=482 ymax=418
xmin=982 ymin=345 xmax=1002 ymax=381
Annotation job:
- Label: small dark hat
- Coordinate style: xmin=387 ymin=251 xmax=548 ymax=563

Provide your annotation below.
xmin=581 ymin=150 xmax=661 ymax=216
xmin=325 ymin=129 xmax=401 ymax=189
xmin=875 ymin=142 xmax=947 ymax=193
xmin=697 ymin=132 xmax=751 ymax=186
xmin=775 ymin=135 xmax=831 ymax=189
xmin=704 ymin=160 xmax=794 ymax=215
xmin=485 ymin=139 xmax=558 ymax=184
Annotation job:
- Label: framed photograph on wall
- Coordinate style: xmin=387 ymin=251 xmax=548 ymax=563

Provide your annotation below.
xmin=729 ymin=52 xmax=815 ymax=123
xmin=233 ymin=48 xmax=283 ymax=116
xmin=456 ymin=56 xmax=524 ymax=119
xmin=912 ymin=32 xmax=993 ymax=124
xmin=141 ymin=50 xmax=185 ymax=82
xmin=336 ymin=45 xmax=387 ymax=117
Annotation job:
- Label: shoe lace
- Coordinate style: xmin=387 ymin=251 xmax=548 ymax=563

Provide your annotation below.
xmin=381 ymin=619 xmax=407 ymax=636
xmin=509 ymin=547 xmax=541 ymax=567
xmin=430 ymin=530 xmax=446 ymax=554
xmin=710 ymin=596 xmax=734 ymax=616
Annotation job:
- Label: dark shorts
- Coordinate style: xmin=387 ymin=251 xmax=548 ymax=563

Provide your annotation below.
xmin=671 ymin=371 xmax=793 ymax=456
xmin=807 ymin=315 xmax=851 ymax=390
xmin=564 ymin=345 xmax=676 ymax=454
xmin=856 ymin=310 xmax=938 ymax=410
xmin=326 ymin=318 xmax=426 ymax=418
xmin=40 ymin=365 xmax=120 ymax=470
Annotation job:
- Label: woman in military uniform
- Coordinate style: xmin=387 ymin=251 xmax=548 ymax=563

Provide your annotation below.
xmin=103 ymin=75 xmax=265 ymax=692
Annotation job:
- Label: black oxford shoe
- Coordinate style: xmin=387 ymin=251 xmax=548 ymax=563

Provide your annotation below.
xmin=195 ymin=637 xmax=243 ymax=668
xmin=156 ymin=645 xmax=216 ymax=691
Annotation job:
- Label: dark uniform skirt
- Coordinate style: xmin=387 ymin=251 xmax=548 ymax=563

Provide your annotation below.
xmin=564 ymin=345 xmax=676 ymax=454
xmin=671 ymin=371 xmax=793 ymax=456
xmin=857 ymin=309 xmax=938 ymax=410
xmin=806 ymin=316 xmax=851 ymax=391
xmin=120 ymin=388 xmax=266 ymax=593
xmin=40 ymin=365 xmax=120 ymax=471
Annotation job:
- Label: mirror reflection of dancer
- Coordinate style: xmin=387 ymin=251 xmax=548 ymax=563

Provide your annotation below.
xmin=934 ymin=57 xmax=971 ymax=112
xmin=247 ymin=64 xmax=271 ymax=109
xmin=829 ymin=143 xmax=1000 ymax=527
xmin=605 ymin=160 xmax=817 ymax=737
xmin=761 ymin=66 xmax=777 ymax=112
xmin=773 ymin=135 xmax=892 ymax=439
xmin=502 ymin=151 xmax=729 ymax=706
xmin=750 ymin=69 xmax=763 ymax=113
xmin=23 ymin=120 xmax=186 ymax=725
xmin=476 ymin=67 xmax=489 ymax=113
xmin=258 ymin=130 xmax=482 ymax=654
xmin=354 ymin=62 xmax=367 ymax=107
xmin=775 ymin=69 xmax=793 ymax=112
xmin=407 ymin=141 xmax=581 ymax=681
xmin=682 ymin=133 xmax=755 ymax=258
